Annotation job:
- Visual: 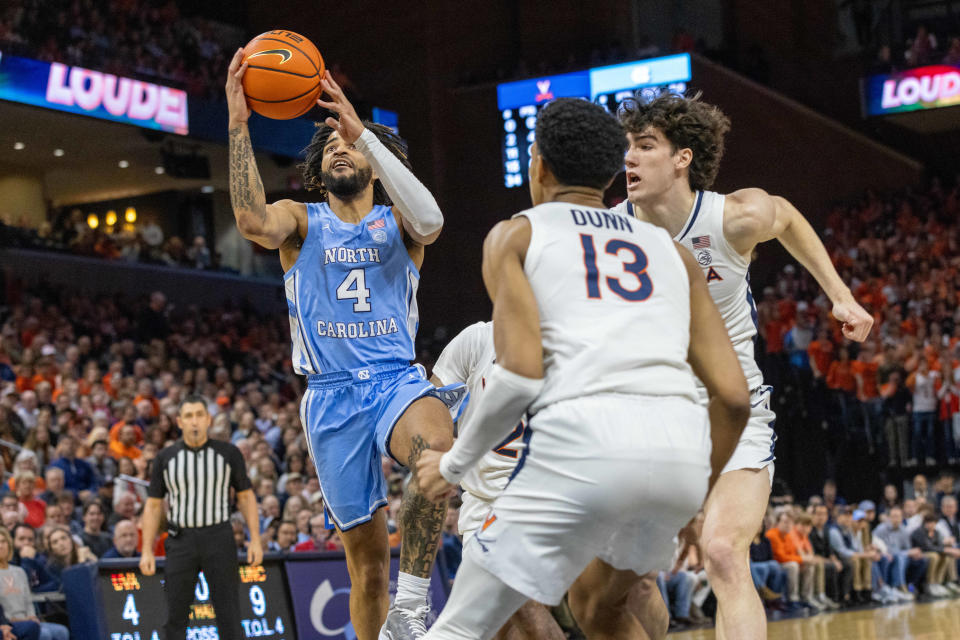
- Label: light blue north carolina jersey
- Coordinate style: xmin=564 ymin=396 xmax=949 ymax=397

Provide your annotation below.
xmin=283 ymin=202 xmax=419 ymax=375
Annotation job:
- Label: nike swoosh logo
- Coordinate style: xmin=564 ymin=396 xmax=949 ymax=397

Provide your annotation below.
xmin=751 ymin=397 xmax=767 ymax=408
xmin=248 ymin=49 xmax=292 ymax=64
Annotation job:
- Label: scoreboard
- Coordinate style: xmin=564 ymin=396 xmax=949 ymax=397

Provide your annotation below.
xmin=496 ymin=53 xmax=691 ymax=188
xmin=100 ymin=561 xmax=294 ymax=640
xmin=70 ymin=551 xmax=451 ymax=639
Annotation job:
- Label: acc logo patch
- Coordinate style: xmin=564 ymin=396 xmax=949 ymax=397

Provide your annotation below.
xmin=696 ymin=250 xmax=712 ymax=266
xmin=372 ymin=230 xmax=387 ymax=244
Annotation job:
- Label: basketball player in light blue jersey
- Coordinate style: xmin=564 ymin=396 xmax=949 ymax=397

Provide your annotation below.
xmin=226 ymin=50 xmax=464 ymax=640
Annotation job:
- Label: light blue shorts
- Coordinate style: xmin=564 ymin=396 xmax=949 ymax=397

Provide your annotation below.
xmin=300 ymin=361 xmax=466 ymax=531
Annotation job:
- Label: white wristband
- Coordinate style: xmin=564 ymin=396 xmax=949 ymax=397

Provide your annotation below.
xmin=355 ymin=128 xmax=443 ymax=237
xmin=438 ymin=451 xmax=462 ymax=484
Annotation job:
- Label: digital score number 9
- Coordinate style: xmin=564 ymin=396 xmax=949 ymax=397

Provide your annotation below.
xmin=249 ymin=585 xmax=266 ymax=616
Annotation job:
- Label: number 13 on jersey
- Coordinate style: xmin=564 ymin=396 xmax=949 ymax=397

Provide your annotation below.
xmin=579 ymin=234 xmax=654 ymax=301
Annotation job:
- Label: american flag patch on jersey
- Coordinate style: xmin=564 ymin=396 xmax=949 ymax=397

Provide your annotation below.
xmin=692 ymin=235 xmax=711 ymax=249
xmin=368 ymin=218 xmax=386 ymax=230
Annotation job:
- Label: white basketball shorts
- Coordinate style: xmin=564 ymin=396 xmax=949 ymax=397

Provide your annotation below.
xmin=719 ymin=384 xmax=776 ymax=483
xmin=458 ymin=490 xmax=494 ymax=543
xmin=465 ymin=393 xmax=711 ymax=605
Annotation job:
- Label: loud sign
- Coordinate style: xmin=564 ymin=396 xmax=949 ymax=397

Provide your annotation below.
xmin=99 ymin=561 xmax=295 ymax=640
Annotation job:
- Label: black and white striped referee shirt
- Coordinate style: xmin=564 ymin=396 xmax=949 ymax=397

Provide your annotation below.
xmin=148 ymin=440 xmax=251 ymax=529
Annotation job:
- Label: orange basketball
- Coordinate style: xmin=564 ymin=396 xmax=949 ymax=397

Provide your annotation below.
xmin=241 ymin=30 xmax=325 ymax=120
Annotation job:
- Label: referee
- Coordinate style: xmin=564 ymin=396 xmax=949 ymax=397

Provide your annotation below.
xmin=139 ymin=394 xmax=263 ymax=639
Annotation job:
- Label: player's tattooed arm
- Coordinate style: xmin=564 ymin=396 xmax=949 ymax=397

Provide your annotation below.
xmin=226 ymin=47 xmax=301 ymax=249
xmin=399 ymin=434 xmax=447 ymax=578
xmin=225 ymin=47 xmax=273 ymax=240
xmin=228 ymin=125 xmax=300 ymax=250
xmin=228 ymin=125 xmax=266 ymax=218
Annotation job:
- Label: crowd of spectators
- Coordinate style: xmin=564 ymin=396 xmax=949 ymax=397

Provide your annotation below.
xmin=0 ymin=279 xmax=437 ymax=632
xmin=1 ymin=212 xmax=223 ymax=274
xmin=755 ymin=176 xmax=960 ymax=479
xmin=0 ymin=0 xmax=234 ymax=98
xmin=4 ymin=174 xmax=960 ymax=632
xmin=751 ymin=475 xmax=960 ymax=612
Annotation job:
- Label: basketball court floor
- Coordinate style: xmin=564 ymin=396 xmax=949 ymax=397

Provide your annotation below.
xmin=670 ymin=599 xmax=960 ymax=639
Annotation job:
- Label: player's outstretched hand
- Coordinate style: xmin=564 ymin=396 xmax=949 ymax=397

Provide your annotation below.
xmin=139 ymin=550 xmax=156 ymax=576
xmin=316 ymin=71 xmax=364 ymax=145
xmin=247 ymin=540 xmax=264 ymax=566
xmin=832 ymin=298 xmax=873 ymax=342
xmin=417 ymin=449 xmax=457 ymax=502
xmin=226 ymin=48 xmax=251 ymax=126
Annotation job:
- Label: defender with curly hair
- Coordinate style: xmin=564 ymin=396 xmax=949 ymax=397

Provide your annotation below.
xmin=615 ymin=90 xmax=873 ymax=640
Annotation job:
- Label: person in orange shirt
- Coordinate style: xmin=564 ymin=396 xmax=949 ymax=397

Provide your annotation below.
xmin=132 ymin=379 xmax=160 ymax=418
xmin=101 ymin=361 xmax=124 ymax=398
xmin=790 ymin=513 xmax=838 ymax=609
xmin=109 ymin=405 xmax=145 ymax=448
xmin=807 ymin=329 xmax=834 ymax=381
xmin=765 ymin=511 xmax=808 ymax=609
xmin=109 ymin=424 xmax=143 ymax=460
xmin=14 ymin=364 xmax=35 ymax=393
xmin=30 ymin=354 xmax=57 ymax=390
xmin=827 ymin=346 xmax=857 ymax=433
xmin=853 ymin=342 xmax=883 ymax=453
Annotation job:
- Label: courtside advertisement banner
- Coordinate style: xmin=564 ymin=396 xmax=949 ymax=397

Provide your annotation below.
xmin=285 ymin=555 xmax=449 ymax=639
xmin=863 ymin=64 xmax=960 ymax=116
xmin=0 ymin=51 xmax=188 ymax=134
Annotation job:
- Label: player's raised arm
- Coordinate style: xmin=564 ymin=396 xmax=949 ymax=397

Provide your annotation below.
xmin=724 ymin=188 xmax=874 ymax=342
xmin=678 ymin=243 xmax=750 ymax=487
xmin=418 ymin=219 xmax=543 ymax=499
xmin=225 ymin=49 xmax=299 ymax=249
xmin=317 ymin=72 xmax=444 ymax=245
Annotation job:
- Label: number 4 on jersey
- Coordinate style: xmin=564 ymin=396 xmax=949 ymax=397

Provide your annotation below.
xmin=337 ymin=268 xmax=372 ymax=312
